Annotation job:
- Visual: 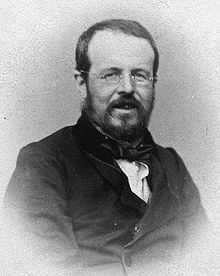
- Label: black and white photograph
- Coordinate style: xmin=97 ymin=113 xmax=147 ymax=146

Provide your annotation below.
xmin=0 ymin=1 xmax=220 ymax=275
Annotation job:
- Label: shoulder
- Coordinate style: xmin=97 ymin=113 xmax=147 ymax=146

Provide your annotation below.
xmin=154 ymin=144 xmax=201 ymax=206
xmin=156 ymin=144 xmax=208 ymax=222
xmin=12 ymin=125 xmax=77 ymax=178
xmin=17 ymin=125 xmax=81 ymax=162
xmin=155 ymin=144 xmax=185 ymax=169
xmin=22 ymin=126 xmax=75 ymax=153
xmin=9 ymin=125 xmax=82 ymax=191
xmin=4 ymin=126 xmax=80 ymax=209
xmin=154 ymin=145 xmax=194 ymax=183
xmin=154 ymin=143 xmax=193 ymax=183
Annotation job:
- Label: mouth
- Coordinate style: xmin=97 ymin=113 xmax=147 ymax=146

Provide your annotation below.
xmin=113 ymin=102 xmax=138 ymax=110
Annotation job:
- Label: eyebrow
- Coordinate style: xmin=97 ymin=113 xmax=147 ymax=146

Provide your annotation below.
xmin=131 ymin=68 xmax=151 ymax=74
xmin=100 ymin=67 xmax=150 ymax=73
xmin=100 ymin=67 xmax=122 ymax=73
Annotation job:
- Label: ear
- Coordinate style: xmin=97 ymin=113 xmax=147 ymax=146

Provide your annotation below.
xmin=74 ymin=70 xmax=87 ymax=98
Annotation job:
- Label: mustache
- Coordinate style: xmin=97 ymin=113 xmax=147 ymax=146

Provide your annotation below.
xmin=108 ymin=96 xmax=142 ymax=110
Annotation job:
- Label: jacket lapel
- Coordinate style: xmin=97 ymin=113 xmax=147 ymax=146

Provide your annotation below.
xmin=85 ymin=152 xmax=146 ymax=216
xmin=126 ymin=154 xmax=180 ymax=244
xmin=85 ymin=152 xmax=124 ymax=194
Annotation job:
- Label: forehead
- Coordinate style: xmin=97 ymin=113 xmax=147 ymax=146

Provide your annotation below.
xmin=88 ymin=30 xmax=155 ymax=70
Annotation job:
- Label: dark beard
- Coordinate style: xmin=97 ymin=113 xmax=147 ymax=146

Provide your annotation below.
xmin=102 ymin=115 xmax=145 ymax=142
xmin=81 ymin=92 xmax=154 ymax=143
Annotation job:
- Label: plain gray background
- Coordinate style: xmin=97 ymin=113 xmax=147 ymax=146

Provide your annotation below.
xmin=0 ymin=0 xmax=220 ymax=273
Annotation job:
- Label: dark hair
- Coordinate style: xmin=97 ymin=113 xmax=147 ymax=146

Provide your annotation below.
xmin=75 ymin=19 xmax=159 ymax=77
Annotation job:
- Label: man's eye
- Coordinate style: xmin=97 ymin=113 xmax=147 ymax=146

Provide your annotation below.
xmin=133 ymin=71 xmax=152 ymax=82
xmin=101 ymin=72 xmax=119 ymax=81
xmin=134 ymin=72 xmax=147 ymax=80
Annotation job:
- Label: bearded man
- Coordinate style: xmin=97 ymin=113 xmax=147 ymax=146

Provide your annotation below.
xmin=3 ymin=19 xmax=208 ymax=276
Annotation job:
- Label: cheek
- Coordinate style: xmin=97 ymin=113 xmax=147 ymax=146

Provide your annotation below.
xmin=138 ymin=90 xmax=155 ymax=114
xmin=89 ymin=83 xmax=114 ymax=106
xmin=138 ymin=88 xmax=154 ymax=104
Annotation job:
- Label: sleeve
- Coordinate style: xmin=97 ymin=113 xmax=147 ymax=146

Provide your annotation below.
xmin=2 ymin=144 xmax=85 ymax=275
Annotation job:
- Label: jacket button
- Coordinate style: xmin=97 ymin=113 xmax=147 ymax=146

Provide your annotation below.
xmin=134 ymin=225 xmax=141 ymax=233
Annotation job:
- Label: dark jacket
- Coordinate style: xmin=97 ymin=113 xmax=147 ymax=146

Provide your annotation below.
xmin=3 ymin=118 xmax=207 ymax=276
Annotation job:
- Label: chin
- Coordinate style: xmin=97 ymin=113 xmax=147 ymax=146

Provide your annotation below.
xmin=103 ymin=114 xmax=146 ymax=142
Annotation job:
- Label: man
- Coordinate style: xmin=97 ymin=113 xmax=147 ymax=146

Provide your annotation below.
xmin=3 ymin=19 xmax=207 ymax=276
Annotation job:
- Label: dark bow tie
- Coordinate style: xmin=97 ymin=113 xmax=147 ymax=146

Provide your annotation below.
xmin=101 ymin=135 xmax=155 ymax=163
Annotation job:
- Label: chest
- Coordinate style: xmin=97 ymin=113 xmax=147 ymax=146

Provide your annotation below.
xmin=63 ymin=152 xmax=184 ymax=265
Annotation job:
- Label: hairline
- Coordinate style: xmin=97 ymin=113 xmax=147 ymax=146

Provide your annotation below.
xmin=75 ymin=19 xmax=159 ymax=84
xmin=87 ymin=29 xmax=155 ymax=71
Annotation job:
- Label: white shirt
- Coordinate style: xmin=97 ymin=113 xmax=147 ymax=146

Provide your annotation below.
xmin=116 ymin=159 xmax=151 ymax=203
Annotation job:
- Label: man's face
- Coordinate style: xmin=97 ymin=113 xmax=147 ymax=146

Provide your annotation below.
xmin=81 ymin=30 xmax=155 ymax=142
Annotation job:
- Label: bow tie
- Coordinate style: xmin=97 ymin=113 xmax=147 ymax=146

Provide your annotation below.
xmin=101 ymin=135 xmax=155 ymax=163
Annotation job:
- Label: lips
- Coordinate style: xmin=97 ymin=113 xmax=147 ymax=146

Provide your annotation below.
xmin=112 ymin=99 xmax=139 ymax=110
xmin=114 ymin=103 xmax=136 ymax=109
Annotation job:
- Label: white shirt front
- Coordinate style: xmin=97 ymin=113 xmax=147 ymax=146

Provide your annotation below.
xmin=116 ymin=159 xmax=151 ymax=203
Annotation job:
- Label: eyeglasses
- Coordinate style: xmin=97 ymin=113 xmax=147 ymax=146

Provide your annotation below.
xmin=80 ymin=70 xmax=157 ymax=86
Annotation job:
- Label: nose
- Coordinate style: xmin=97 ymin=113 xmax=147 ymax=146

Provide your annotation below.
xmin=117 ymin=73 xmax=135 ymax=94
